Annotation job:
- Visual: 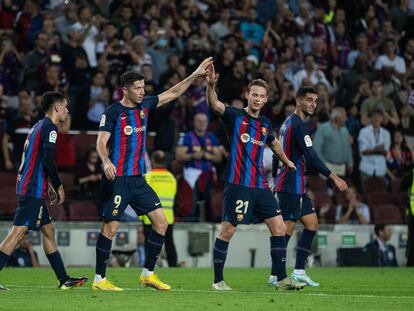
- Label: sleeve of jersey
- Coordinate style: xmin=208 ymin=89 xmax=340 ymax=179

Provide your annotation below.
xmin=99 ymin=106 xmax=116 ymax=133
xmin=295 ymin=122 xmax=331 ymax=178
xmin=142 ymin=96 xmax=159 ymax=111
xmin=222 ymin=106 xmax=238 ymax=126
xmin=265 ymin=121 xmax=276 ymax=144
xmin=42 ymin=124 xmax=61 ymax=189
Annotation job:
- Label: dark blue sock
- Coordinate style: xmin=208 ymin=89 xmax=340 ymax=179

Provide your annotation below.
xmin=213 ymin=238 xmax=229 ymax=283
xmin=285 ymin=234 xmax=291 ymax=247
xmin=46 ymin=251 xmax=69 ymax=284
xmin=95 ymin=233 xmax=112 ymax=277
xmin=270 ymin=236 xmax=287 ymax=280
xmin=295 ymin=229 xmax=316 ymax=270
xmin=144 ymin=230 xmax=164 ymax=271
xmin=0 ymin=251 xmax=10 ymax=270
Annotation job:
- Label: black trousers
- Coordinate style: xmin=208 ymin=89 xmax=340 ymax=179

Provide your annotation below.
xmin=408 ymin=214 xmax=414 ymax=267
xmin=144 ymin=224 xmax=178 ymax=267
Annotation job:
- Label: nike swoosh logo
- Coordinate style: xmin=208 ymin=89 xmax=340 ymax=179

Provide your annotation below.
xmin=242 ymin=122 xmax=249 ymax=125
xmin=121 ymin=116 xmax=127 ymax=119
xmin=155 ymin=202 xmax=161 ymax=206
xmin=276 ymin=209 xmax=281 ymax=213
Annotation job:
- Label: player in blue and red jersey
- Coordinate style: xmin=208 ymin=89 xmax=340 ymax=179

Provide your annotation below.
xmin=92 ymin=57 xmax=213 ymax=292
xmin=269 ymin=87 xmax=348 ymax=287
xmin=206 ymin=63 xmax=305 ymax=291
xmin=0 ymin=92 xmax=88 ymax=291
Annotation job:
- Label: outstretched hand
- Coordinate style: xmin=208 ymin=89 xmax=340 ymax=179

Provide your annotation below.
xmin=206 ymin=63 xmax=219 ymax=86
xmin=192 ymin=57 xmax=214 ymax=78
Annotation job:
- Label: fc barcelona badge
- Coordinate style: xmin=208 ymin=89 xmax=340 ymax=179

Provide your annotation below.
xmin=112 ymin=210 xmax=119 ymax=216
xmin=261 ymin=127 xmax=267 ymax=135
xmin=140 ymin=110 xmax=145 ymax=119
xmin=237 ymin=214 xmax=244 ymax=221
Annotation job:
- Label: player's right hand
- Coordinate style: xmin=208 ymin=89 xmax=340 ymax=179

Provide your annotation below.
xmin=103 ymin=160 xmax=117 ymax=180
xmin=57 ymin=185 xmax=65 ymax=206
xmin=334 ymin=176 xmax=348 ymax=191
xmin=206 ymin=63 xmax=219 ymax=86
xmin=48 ymin=183 xmax=58 ymax=206
xmin=286 ymin=160 xmax=296 ymax=171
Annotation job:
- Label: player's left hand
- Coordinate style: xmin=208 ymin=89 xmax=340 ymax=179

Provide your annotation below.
xmin=48 ymin=183 xmax=58 ymax=206
xmin=333 ymin=176 xmax=348 ymax=191
xmin=192 ymin=57 xmax=214 ymax=78
xmin=286 ymin=160 xmax=296 ymax=171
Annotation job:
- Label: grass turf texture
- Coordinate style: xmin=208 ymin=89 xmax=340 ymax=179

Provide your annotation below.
xmin=0 ymin=267 xmax=413 ymax=311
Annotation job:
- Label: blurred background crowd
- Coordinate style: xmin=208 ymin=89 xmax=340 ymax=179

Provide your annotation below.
xmin=0 ymin=0 xmax=414 ymax=225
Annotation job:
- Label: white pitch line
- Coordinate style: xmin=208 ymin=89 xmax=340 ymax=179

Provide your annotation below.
xmin=3 ymin=284 xmax=414 ymax=300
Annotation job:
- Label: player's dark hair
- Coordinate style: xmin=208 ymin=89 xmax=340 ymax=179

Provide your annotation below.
xmin=151 ymin=150 xmax=166 ymax=167
xmin=40 ymin=91 xmax=66 ymax=113
xmin=247 ymin=79 xmax=268 ymax=94
xmin=296 ymin=86 xmax=317 ymax=99
xmin=120 ymin=71 xmax=145 ymax=87
xmin=374 ymin=224 xmax=386 ymax=236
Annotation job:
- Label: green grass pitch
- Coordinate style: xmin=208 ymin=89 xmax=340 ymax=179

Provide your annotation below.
xmin=1 ymin=267 xmax=413 ymax=310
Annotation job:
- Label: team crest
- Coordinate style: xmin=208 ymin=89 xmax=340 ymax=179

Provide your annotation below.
xmin=124 ymin=125 xmax=133 ymax=135
xmin=240 ymin=133 xmax=250 ymax=143
xmin=140 ymin=110 xmax=145 ymax=119
xmin=261 ymin=127 xmax=267 ymax=135
xmin=112 ymin=210 xmax=119 ymax=216
xmin=237 ymin=214 xmax=244 ymax=221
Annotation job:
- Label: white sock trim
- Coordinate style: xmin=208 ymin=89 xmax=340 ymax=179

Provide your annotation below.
xmin=141 ymin=268 xmax=154 ymax=277
xmin=293 ymin=269 xmax=305 ymax=275
xmin=94 ymin=274 xmax=105 ymax=283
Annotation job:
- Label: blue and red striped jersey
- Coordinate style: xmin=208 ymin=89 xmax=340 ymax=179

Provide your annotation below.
xmin=177 ymin=131 xmax=219 ymax=172
xmin=222 ymin=107 xmax=275 ymax=189
xmin=16 ymin=117 xmax=58 ymax=198
xmin=99 ymin=96 xmax=158 ymax=176
xmin=274 ymin=114 xmax=331 ymax=194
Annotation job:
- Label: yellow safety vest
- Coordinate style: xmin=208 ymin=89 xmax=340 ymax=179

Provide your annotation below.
xmin=140 ymin=168 xmax=177 ymax=225
xmin=410 ymin=170 xmax=414 ymax=216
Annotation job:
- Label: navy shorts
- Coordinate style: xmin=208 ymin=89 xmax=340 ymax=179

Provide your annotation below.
xmin=101 ymin=175 xmax=161 ymax=221
xmin=276 ymin=192 xmax=315 ymax=221
xmin=13 ymin=196 xmax=51 ymax=231
xmin=223 ymin=183 xmax=280 ymax=225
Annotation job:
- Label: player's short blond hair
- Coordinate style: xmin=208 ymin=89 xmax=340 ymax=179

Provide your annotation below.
xmin=247 ymin=79 xmax=268 ymax=95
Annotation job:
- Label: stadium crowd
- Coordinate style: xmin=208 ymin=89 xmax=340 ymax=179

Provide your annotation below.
xmin=0 ymin=0 xmax=413 ymax=224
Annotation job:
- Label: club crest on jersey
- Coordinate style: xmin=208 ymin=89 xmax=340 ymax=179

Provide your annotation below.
xmin=240 ymin=133 xmax=250 ymax=143
xmin=237 ymin=214 xmax=244 ymax=221
xmin=304 ymin=135 xmax=313 ymax=147
xmin=261 ymin=127 xmax=267 ymax=135
xmin=140 ymin=110 xmax=145 ymax=119
xmin=124 ymin=125 xmax=133 ymax=135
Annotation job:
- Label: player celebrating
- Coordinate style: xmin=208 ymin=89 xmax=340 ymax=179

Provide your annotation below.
xmin=92 ymin=58 xmax=213 ymax=291
xmin=206 ymin=63 xmax=305 ymax=290
xmin=269 ymin=87 xmax=348 ymax=287
xmin=0 ymin=92 xmax=88 ymax=290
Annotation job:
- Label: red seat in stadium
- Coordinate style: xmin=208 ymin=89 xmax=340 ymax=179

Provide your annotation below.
xmin=210 ymin=191 xmax=223 ymax=222
xmin=362 ymin=177 xmax=388 ymax=194
xmin=0 ymin=186 xmax=17 ymax=219
xmin=391 ymin=177 xmax=401 ymax=196
xmin=71 ymin=133 xmax=97 ymax=158
xmin=307 ymin=175 xmax=327 ymax=191
xmin=373 ymin=204 xmax=402 ymax=224
xmin=0 ymin=172 xmax=17 ymax=187
xmin=367 ymin=192 xmax=395 ymax=207
xmin=48 ymin=204 xmax=68 ymax=221
xmin=68 ymin=201 xmax=100 ymax=221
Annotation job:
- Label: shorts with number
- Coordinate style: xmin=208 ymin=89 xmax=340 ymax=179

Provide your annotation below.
xmin=223 ymin=183 xmax=280 ymax=225
xmin=101 ymin=175 xmax=161 ymax=221
xmin=275 ymin=192 xmax=315 ymax=221
xmin=13 ymin=196 xmax=51 ymax=231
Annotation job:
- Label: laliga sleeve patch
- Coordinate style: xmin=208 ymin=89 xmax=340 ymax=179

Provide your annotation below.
xmin=304 ymin=135 xmax=313 ymax=147
xmin=99 ymin=114 xmax=106 ymax=127
xmin=49 ymin=130 xmax=57 ymax=143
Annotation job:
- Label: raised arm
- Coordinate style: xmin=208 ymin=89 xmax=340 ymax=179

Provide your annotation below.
xmin=206 ymin=63 xmax=225 ymax=115
xmin=157 ymin=57 xmax=213 ymax=107
xmin=96 ymin=131 xmax=116 ymax=180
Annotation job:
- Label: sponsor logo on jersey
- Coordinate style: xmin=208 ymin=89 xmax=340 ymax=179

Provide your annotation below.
xmin=124 ymin=125 xmax=146 ymax=135
xmin=241 ymin=133 xmax=250 ymax=143
xmin=240 ymin=133 xmax=264 ymax=146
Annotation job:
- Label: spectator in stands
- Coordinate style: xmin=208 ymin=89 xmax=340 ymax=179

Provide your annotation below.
xmin=2 ymin=92 xmax=36 ymax=170
xmin=314 ymin=107 xmax=353 ymax=177
xmin=360 ymin=79 xmax=399 ymax=128
xmin=129 ymin=35 xmax=153 ymax=73
xmin=22 ymin=32 xmax=49 ymax=92
xmin=347 ymin=34 xmax=369 ymax=69
xmin=358 ymin=108 xmax=391 ymax=181
xmin=375 ymin=38 xmax=406 ymax=81
xmin=141 ymin=150 xmax=178 ymax=267
xmin=74 ymin=147 xmax=102 ymax=202
xmin=365 ymin=224 xmax=398 ymax=266
xmin=176 ymin=113 xmax=222 ymax=221
xmin=15 ymin=0 xmax=43 ymax=52
xmin=208 ymin=7 xmax=230 ymax=44
xmin=336 ymin=186 xmax=370 ymax=224
xmin=36 ymin=63 xmax=68 ymax=96
xmin=307 ymin=189 xmax=336 ymax=224
xmin=387 ymin=130 xmax=413 ymax=180
xmin=0 ymin=36 xmax=23 ymax=97
xmin=7 ymin=233 xmax=40 ymax=267
xmin=240 ymin=6 xmax=264 ymax=57
xmin=87 ymin=72 xmax=109 ymax=128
